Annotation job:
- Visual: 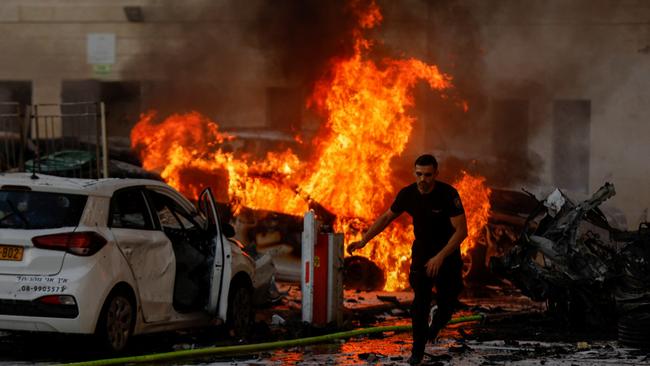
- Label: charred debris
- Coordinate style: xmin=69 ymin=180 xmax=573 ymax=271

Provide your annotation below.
xmin=491 ymin=183 xmax=650 ymax=347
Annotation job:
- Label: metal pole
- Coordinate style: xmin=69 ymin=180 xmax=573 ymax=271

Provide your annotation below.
xmin=34 ymin=105 xmax=40 ymax=173
xmin=100 ymin=102 xmax=108 ymax=178
xmin=20 ymin=105 xmax=30 ymax=172
xmin=94 ymin=103 xmax=100 ymax=178
xmin=301 ymin=210 xmax=317 ymax=323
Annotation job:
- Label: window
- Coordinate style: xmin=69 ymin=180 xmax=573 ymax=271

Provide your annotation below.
xmin=0 ymin=190 xmax=87 ymax=229
xmin=147 ymin=189 xmax=211 ymax=257
xmin=148 ymin=190 xmax=199 ymax=231
xmin=0 ymin=81 xmax=32 ymax=105
xmin=109 ymin=189 xmax=154 ymax=230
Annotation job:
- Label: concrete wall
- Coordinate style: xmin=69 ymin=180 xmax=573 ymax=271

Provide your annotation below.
xmin=474 ymin=0 xmax=650 ymax=228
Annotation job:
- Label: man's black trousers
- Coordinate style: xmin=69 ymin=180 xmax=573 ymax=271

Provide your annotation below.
xmin=408 ymin=257 xmax=463 ymax=358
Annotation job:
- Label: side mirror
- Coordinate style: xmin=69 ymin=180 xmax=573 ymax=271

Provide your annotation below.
xmin=222 ymin=223 xmax=236 ymax=238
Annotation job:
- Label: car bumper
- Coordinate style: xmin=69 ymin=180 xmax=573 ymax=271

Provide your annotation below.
xmin=0 ymin=247 xmax=130 ymax=334
xmin=0 ymin=298 xmax=78 ymax=318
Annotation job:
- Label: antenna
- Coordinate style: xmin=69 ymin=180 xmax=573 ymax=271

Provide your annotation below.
xmin=30 ymin=158 xmax=39 ymax=180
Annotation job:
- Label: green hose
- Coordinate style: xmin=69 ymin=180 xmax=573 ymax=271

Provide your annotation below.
xmin=60 ymin=314 xmax=483 ymax=366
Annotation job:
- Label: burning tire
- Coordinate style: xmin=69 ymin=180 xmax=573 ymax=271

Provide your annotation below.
xmin=343 ymin=256 xmax=386 ymax=291
xmin=462 ymin=243 xmax=488 ymax=281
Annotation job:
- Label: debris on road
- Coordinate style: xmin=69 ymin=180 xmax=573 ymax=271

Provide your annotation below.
xmin=491 ymin=182 xmax=650 ymax=347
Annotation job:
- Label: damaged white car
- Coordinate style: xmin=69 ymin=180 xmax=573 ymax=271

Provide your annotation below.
xmin=0 ymin=173 xmax=275 ymax=351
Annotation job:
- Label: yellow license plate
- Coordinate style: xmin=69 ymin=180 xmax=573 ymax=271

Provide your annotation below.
xmin=0 ymin=245 xmax=23 ymax=261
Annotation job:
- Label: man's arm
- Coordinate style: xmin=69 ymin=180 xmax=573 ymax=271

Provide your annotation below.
xmin=425 ymin=213 xmax=468 ymax=277
xmin=347 ymin=209 xmax=401 ymax=255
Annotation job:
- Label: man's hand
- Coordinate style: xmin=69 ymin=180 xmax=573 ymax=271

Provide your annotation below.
xmin=425 ymin=254 xmax=445 ymax=278
xmin=346 ymin=240 xmax=366 ymax=255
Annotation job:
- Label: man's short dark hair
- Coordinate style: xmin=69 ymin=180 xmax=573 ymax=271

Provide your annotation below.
xmin=414 ymin=154 xmax=438 ymax=169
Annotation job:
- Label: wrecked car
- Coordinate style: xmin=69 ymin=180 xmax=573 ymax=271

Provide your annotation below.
xmin=462 ymin=187 xmax=539 ymax=280
xmin=0 ymin=173 xmax=275 ymax=351
xmin=491 ymin=182 xmax=650 ymax=346
xmin=232 ymin=207 xmax=303 ymax=283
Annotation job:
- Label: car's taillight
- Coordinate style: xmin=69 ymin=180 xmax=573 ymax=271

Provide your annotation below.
xmin=38 ymin=295 xmax=77 ymax=306
xmin=32 ymin=232 xmax=107 ymax=256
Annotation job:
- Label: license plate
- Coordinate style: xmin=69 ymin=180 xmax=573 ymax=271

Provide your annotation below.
xmin=0 ymin=245 xmax=23 ymax=261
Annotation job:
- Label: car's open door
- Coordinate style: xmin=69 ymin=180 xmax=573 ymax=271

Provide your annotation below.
xmin=198 ymin=187 xmax=225 ymax=315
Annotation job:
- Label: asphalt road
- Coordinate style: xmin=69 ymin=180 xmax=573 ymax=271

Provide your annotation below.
xmin=0 ymin=284 xmax=649 ymax=365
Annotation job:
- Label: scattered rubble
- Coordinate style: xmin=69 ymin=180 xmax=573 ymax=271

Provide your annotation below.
xmin=491 ymin=182 xmax=650 ymax=347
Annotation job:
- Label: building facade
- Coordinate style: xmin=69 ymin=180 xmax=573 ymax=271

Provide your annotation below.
xmin=0 ymin=0 xmax=648 ymax=227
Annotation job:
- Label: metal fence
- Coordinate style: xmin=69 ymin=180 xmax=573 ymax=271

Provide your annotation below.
xmin=0 ymin=102 xmax=108 ymax=179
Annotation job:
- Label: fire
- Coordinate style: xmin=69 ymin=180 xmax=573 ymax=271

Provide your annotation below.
xmin=453 ymin=172 xmax=492 ymax=257
xmin=130 ymin=0 xmax=491 ymax=291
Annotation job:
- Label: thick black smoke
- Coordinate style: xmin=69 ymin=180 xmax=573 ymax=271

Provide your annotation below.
xmin=251 ymin=0 xmax=371 ymax=91
xmin=126 ymin=0 xmax=377 ymax=121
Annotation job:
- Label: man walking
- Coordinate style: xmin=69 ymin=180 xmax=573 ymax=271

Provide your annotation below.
xmin=347 ymin=154 xmax=467 ymax=365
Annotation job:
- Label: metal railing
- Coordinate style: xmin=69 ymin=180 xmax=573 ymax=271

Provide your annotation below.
xmin=0 ymin=102 xmax=108 ymax=179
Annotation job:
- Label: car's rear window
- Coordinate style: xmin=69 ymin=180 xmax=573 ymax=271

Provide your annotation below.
xmin=0 ymin=190 xmax=87 ymax=229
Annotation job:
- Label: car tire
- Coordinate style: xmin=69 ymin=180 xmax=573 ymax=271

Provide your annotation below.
xmin=96 ymin=291 xmax=135 ymax=353
xmin=462 ymin=243 xmax=488 ymax=281
xmin=227 ymin=281 xmax=253 ymax=339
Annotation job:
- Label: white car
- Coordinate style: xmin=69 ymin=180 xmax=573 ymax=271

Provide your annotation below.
xmin=0 ymin=173 xmax=275 ymax=351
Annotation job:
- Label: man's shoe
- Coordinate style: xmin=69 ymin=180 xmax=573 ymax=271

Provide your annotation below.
xmin=407 ymin=353 xmax=423 ymax=365
xmin=427 ymin=325 xmax=441 ymax=343
xmin=427 ymin=305 xmax=441 ymax=343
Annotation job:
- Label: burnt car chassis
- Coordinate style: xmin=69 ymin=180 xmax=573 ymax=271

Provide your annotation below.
xmin=490 ymin=183 xmax=650 ymax=347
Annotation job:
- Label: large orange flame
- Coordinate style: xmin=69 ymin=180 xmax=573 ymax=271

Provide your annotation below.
xmin=130 ymin=0 xmax=490 ymax=290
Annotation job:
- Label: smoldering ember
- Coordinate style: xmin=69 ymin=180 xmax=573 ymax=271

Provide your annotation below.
xmin=0 ymin=0 xmax=649 ymax=365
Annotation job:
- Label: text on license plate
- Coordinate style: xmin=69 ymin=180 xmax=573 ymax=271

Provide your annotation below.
xmin=0 ymin=245 xmax=23 ymax=261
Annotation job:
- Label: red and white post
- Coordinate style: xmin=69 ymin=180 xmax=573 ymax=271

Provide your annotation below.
xmin=301 ymin=211 xmax=344 ymax=327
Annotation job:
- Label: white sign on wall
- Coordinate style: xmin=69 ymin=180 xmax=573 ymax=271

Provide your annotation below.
xmin=87 ymin=33 xmax=116 ymax=65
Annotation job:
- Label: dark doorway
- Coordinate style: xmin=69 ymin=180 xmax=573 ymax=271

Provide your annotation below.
xmin=0 ymin=81 xmax=31 ymax=170
xmin=490 ymin=99 xmax=530 ymax=185
xmin=492 ymin=99 xmax=529 ymax=159
xmin=553 ymin=100 xmax=590 ymax=193
xmin=0 ymin=81 xmax=32 ymax=106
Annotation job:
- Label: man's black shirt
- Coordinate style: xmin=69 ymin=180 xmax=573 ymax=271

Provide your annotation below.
xmin=390 ymin=181 xmax=465 ymax=268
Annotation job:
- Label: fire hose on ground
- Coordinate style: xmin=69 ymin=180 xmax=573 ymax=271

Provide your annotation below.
xmin=59 ymin=314 xmax=487 ymax=366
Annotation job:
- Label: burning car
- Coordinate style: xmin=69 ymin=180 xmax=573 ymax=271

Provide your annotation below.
xmin=461 ymin=186 xmax=539 ymax=281
xmin=0 ymin=173 xmax=275 ymax=351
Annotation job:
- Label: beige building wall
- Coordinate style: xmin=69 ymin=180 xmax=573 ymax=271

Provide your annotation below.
xmin=0 ymin=0 xmax=269 ymax=130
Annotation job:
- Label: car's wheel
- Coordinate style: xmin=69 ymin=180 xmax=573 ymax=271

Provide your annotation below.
xmin=96 ymin=291 xmax=135 ymax=352
xmin=227 ymin=281 xmax=253 ymax=339
xmin=462 ymin=243 xmax=488 ymax=281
